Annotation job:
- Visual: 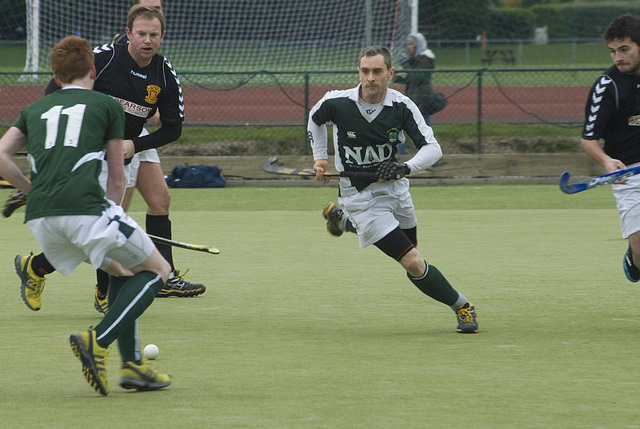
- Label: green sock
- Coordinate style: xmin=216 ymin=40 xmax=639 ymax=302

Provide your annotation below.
xmin=105 ymin=276 xmax=139 ymax=364
xmin=408 ymin=262 xmax=460 ymax=307
xmin=106 ymin=275 xmax=129 ymax=307
xmin=95 ymin=271 xmax=164 ymax=348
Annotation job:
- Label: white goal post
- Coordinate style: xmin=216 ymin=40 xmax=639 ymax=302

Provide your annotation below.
xmin=24 ymin=0 xmax=417 ymax=73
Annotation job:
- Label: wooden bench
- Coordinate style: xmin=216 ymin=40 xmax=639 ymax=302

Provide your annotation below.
xmin=481 ymin=49 xmax=515 ymax=65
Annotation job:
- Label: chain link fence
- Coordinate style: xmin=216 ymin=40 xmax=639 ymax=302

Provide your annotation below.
xmin=0 ymin=67 xmax=604 ymax=154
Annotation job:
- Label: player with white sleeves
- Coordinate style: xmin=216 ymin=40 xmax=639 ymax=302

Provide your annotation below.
xmin=309 ymin=45 xmax=478 ymax=333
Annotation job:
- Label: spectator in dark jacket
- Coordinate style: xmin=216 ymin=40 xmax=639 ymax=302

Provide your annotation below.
xmin=393 ymin=33 xmax=436 ymax=154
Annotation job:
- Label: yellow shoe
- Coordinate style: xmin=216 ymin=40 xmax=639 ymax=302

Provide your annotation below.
xmin=69 ymin=328 xmax=109 ymax=396
xmin=94 ymin=288 xmax=108 ymax=314
xmin=2 ymin=188 xmax=27 ymax=218
xmin=15 ymin=253 xmax=45 ymax=311
xmin=322 ymin=202 xmax=345 ymax=237
xmin=120 ymin=360 xmax=171 ymax=391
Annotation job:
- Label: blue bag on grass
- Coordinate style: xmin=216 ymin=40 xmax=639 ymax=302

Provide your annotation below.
xmin=166 ymin=165 xmax=226 ymax=188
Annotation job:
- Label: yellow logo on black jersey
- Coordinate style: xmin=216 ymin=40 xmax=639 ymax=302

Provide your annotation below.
xmin=145 ymin=85 xmax=161 ymax=104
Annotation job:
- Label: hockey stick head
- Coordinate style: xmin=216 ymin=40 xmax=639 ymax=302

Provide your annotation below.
xmin=262 ymin=156 xmax=280 ymax=172
xmin=559 ymin=166 xmax=640 ymax=194
xmin=558 ymin=171 xmax=584 ymax=194
xmin=262 ymin=156 xmax=319 ymax=176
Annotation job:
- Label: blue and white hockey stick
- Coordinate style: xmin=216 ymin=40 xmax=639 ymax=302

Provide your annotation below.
xmin=559 ymin=166 xmax=640 ymax=194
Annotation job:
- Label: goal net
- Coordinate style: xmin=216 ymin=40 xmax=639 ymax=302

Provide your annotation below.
xmin=24 ymin=0 xmax=413 ymax=72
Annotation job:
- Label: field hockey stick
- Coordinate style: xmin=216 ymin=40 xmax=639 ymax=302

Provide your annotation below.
xmin=559 ymin=166 xmax=640 ymax=194
xmin=148 ymin=234 xmax=220 ymax=254
xmin=262 ymin=156 xmax=379 ymax=180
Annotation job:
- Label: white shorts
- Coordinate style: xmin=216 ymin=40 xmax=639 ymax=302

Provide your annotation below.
xmin=127 ymin=148 xmax=161 ymax=188
xmin=613 ymin=168 xmax=640 ymax=239
xmin=338 ymin=178 xmax=417 ymax=248
xmin=98 ymin=127 xmax=160 ymax=191
xmin=98 ymin=161 xmax=130 ymax=205
xmin=26 ymin=202 xmax=155 ymax=276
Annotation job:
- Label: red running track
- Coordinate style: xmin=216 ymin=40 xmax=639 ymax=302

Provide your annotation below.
xmin=0 ymin=84 xmax=590 ymax=125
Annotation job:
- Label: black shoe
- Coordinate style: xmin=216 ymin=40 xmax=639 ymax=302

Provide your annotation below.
xmin=624 ymin=247 xmax=640 ymax=282
xmin=157 ymin=269 xmax=206 ymax=297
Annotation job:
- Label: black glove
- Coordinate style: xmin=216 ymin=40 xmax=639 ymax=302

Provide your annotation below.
xmin=376 ymin=161 xmax=410 ymax=181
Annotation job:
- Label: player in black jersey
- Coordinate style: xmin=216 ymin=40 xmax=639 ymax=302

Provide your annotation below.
xmin=110 ymin=0 xmax=164 ymax=216
xmin=92 ymin=2 xmax=207 ymax=301
xmin=580 ymin=15 xmax=640 ymax=283
xmin=13 ymin=4 xmax=206 ymax=314
xmin=309 ymin=45 xmax=477 ymax=333
xmin=98 ymin=0 xmax=205 ymax=303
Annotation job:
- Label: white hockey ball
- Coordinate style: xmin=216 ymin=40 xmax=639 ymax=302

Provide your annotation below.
xmin=144 ymin=344 xmax=159 ymax=360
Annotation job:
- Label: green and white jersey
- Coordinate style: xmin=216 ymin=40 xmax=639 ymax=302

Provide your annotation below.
xmin=308 ymin=85 xmax=442 ymax=195
xmin=14 ymin=86 xmax=125 ymax=221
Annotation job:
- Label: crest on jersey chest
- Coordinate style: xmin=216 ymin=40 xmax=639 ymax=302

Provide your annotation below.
xmin=145 ymin=85 xmax=161 ymax=104
xmin=387 ymin=128 xmax=399 ymax=143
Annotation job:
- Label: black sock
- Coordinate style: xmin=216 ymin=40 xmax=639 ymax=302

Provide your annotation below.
xmin=31 ymin=253 xmax=56 ymax=276
xmin=96 ymin=269 xmax=110 ymax=296
xmin=146 ymin=214 xmax=175 ymax=270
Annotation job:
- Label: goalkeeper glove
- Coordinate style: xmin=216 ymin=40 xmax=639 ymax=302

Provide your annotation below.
xmin=376 ymin=161 xmax=410 ymax=181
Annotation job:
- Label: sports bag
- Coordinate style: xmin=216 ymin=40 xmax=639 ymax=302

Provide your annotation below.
xmin=420 ymin=90 xmax=447 ymax=115
xmin=166 ymin=165 xmax=226 ymax=188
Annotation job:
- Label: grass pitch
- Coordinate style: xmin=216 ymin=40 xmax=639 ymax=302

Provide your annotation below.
xmin=1 ymin=184 xmax=639 ymax=428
